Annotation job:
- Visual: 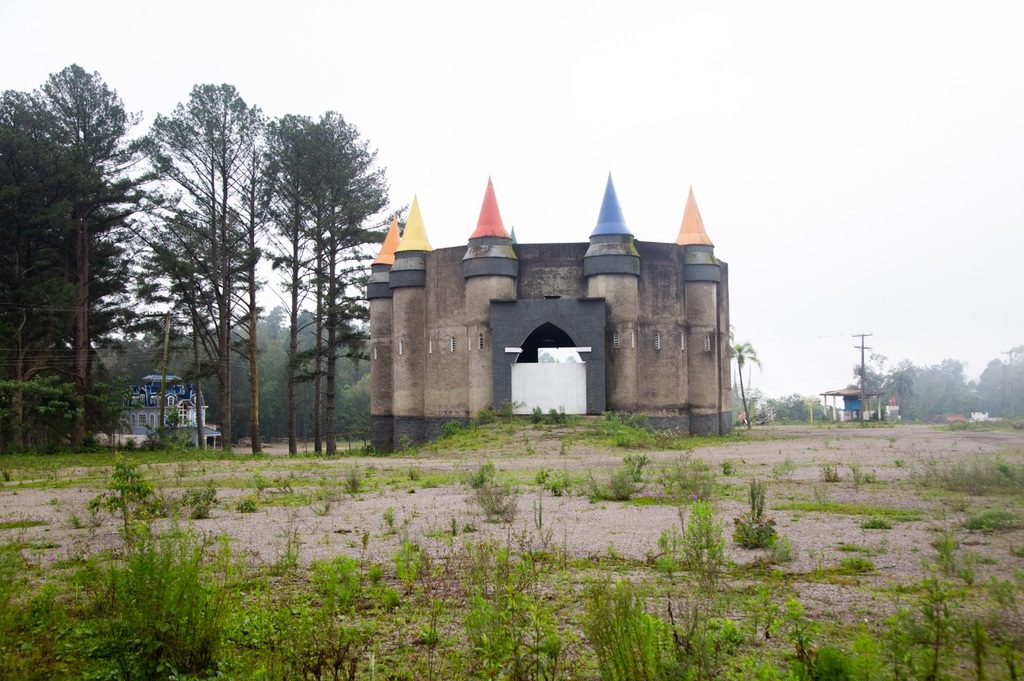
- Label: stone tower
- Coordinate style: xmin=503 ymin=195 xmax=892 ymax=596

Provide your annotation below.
xmin=584 ymin=174 xmax=641 ymax=412
xmin=367 ymin=215 xmax=400 ymax=449
xmin=463 ymin=179 xmax=518 ymax=416
xmin=389 ymin=197 xmax=431 ymax=448
xmin=676 ymin=187 xmax=731 ymax=435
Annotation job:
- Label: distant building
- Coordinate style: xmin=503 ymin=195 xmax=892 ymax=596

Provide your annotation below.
xmin=123 ymin=375 xmax=221 ymax=448
xmin=367 ymin=176 xmax=733 ymax=450
xmin=820 ymin=387 xmax=885 ymax=421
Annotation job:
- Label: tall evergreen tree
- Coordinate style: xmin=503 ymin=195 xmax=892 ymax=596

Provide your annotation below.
xmin=0 ymin=66 xmax=146 ymax=447
xmin=40 ymin=65 xmax=147 ymax=444
xmin=265 ymin=112 xmax=388 ymax=455
xmin=144 ymin=84 xmax=262 ymax=451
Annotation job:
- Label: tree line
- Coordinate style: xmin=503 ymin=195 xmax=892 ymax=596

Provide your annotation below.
xmin=738 ymin=347 xmax=1024 ymax=424
xmin=1 ymin=65 xmax=389 ymax=454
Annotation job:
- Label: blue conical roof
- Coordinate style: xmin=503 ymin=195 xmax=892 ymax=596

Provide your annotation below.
xmin=590 ymin=173 xmax=632 ymax=237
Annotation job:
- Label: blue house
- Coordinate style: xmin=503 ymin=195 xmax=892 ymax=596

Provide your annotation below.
xmin=123 ymin=375 xmax=221 ymax=448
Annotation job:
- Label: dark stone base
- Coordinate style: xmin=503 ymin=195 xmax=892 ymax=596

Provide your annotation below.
xmin=425 ymin=417 xmax=471 ymax=442
xmin=648 ymin=415 xmax=690 ymax=435
xmin=719 ymin=411 xmax=734 ymax=435
xmin=688 ymin=412 xmax=722 ymax=437
xmin=393 ymin=416 xmax=425 ymax=450
xmin=370 ymin=415 xmax=394 ymax=452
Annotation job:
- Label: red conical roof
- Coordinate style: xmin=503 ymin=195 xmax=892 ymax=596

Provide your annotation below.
xmin=469 ymin=178 xmax=510 ymax=239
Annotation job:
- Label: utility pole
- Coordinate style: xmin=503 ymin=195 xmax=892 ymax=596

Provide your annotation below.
xmin=159 ymin=311 xmax=172 ymax=438
xmin=1004 ymin=349 xmax=1017 ymax=420
xmin=853 ymin=333 xmax=873 ymax=422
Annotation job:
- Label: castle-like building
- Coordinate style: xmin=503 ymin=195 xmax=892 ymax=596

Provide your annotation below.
xmin=367 ymin=176 xmax=731 ymax=450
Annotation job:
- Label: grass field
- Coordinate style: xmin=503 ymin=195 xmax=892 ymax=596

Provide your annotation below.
xmin=1 ymin=417 xmax=1023 ymax=679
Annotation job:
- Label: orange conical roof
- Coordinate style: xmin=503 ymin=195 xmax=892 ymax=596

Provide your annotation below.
xmin=675 ymin=186 xmax=714 ymax=246
xmin=372 ymin=214 xmax=401 ymax=265
xmin=394 ymin=195 xmax=433 ymax=252
xmin=469 ymin=178 xmax=510 ymax=239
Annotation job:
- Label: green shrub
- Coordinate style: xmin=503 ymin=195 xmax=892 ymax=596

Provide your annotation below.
xmin=235 ymin=493 xmax=259 ymax=513
xmin=587 ymin=466 xmax=639 ymax=502
xmin=475 ymin=482 xmax=519 ymax=523
xmin=344 ymin=465 xmax=362 ymax=495
xmin=820 ymin=461 xmax=842 ymax=483
xmin=608 ymin=466 xmax=639 ymax=500
xmin=733 ymin=514 xmax=777 ymax=550
xmin=181 ymin=484 xmax=217 ymax=520
xmin=393 ymin=540 xmax=430 ymax=592
xmin=442 ymin=419 xmax=464 ymax=437
xmin=861 ymin=515 xmax=893 ymax=530
xmin=771 ymin=454 xmax=796 ymax=478
xmin=920 ymin=456 xmax=1024 ymax=495
xmin=465 ymin=544 xmax=564 ymax=679
xmin=732 ymin=479 xmax=777 ymax=549
xmin=660 ymin=453 xmax=717 ymax=502
xmin=812 ymin=645 xmax=854 ymax=680
xmin=467 ymin=460 xmax=497 ymax=489
xmin=544 ymin=407 xmax=568 ymax=425
xmin=624 ymin=453 xmax=651 ymax=483
xmin=582 ymin=578 xmax=669 ymax=681
xmin=88 ymin=457 xmax=161 ymax=539
xmin=964 ymin=509 xmax=1020 ymax=531
xmin=531 ymin=406 xmax=544 ymax=423
xmin=838 ymin=556 xmax=875 ymax=575
xmin=86 ymin=527 xmax=226 ymax=679
xmin=684 ymin=500 xmax=726 ymax=594
xmin=544 ymin=470 xmax=572 ymax=497
xmin=768 ymin=534 xmax=795 ymax=564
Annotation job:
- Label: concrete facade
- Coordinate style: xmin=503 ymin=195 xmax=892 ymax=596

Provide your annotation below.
xmin=367 ymin=178 xmax=732 ymax=450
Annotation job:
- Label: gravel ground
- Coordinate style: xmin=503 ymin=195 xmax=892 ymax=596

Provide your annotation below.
xmin=3 ymin=423 xmax=1023 ymax=624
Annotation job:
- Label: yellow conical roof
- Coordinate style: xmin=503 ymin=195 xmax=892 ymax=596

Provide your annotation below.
xmin=675 ymin=186 xmax=714 ymax=246
xmin=372 ymin=214 xmax=401 ymax=265
xmin=394 ymin=195 xmax=433 ymax=253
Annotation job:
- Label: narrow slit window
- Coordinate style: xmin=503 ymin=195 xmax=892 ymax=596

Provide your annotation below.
xmin=478 ymin=333 xmax=484 ymax=350
xmin=681 ymin=333 xmax=686 ymax=351
xmin=451 ymin=336 xmax=456 ymax=352
xmin=704 ymin=334 xmax=711 ymax=352
xmin=373 ymin=346 xmax=377 ymax=360
xmin=399 ymin=339 xmax=404 ymax=356
xmin=654 ymin=332 xmax=661 ymax=350
xmin=630 ymin=330 xmax=635 ymax=348
xmin=613 ymin=331 xmax=620 ymax=349
xmin=429 ymin=340 xmax=433 ymax=354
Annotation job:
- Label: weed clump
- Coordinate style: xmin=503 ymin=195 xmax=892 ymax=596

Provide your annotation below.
xmin=861 ymin=515 xmax=893 ymax=530
xmin=181 ymin=483 xmax=217 ymax=520
xmin=87 ymin=527 xmax=226 ymax=679
xmin=660 ymin=453 xmax=717 ymax=502
xmin=919 ymin=456 xmax=1024 ymax=495
xmin=732 ymin=478 xmax=777 ymax=550
xmin=466 ymin=460 xmax=497 ymax=489
xmin=964 ymin=509 xmax=1020 ymax=532
xmin=475 ymin=482 xmax=519 ymax=523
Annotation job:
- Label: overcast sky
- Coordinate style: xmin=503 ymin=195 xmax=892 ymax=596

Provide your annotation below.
xmin=3 ymin=1 xmax=1022 ymax=401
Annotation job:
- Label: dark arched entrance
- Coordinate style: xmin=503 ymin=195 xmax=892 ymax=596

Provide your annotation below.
xmin=516 ymin=322 xmax=578 ymax=363
xmin=511 ymin=322 xmax=587 ymax=414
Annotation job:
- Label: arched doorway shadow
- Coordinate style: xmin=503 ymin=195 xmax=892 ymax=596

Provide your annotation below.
xmin=511 ymin=322 xmax=586 ymax=413
xmin=517 ymin=322 xmax=580 ymax=364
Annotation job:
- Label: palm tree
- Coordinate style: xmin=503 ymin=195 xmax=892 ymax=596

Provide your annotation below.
xmin=732 ymin=341 xmax=762 ymax=429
